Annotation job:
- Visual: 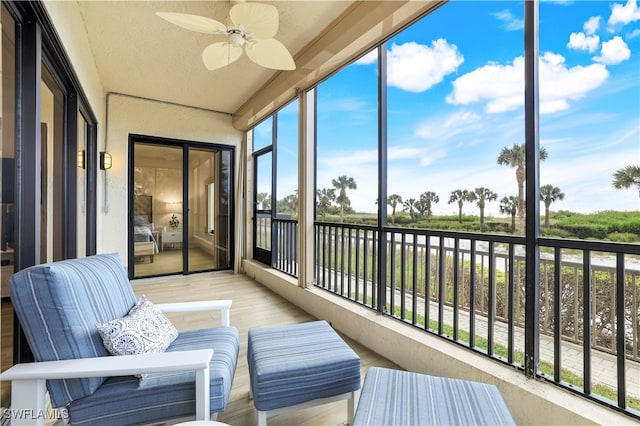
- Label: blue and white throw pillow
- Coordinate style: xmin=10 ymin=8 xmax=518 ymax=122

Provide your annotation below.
xmin=96 ymin=295 xmax=178 ymax=356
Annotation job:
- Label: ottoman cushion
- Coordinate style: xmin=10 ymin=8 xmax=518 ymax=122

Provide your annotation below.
xmin=248 ymin=320 xmax=361 ymax=411
xmin=353 ymin=367 xmax=515 ymax=426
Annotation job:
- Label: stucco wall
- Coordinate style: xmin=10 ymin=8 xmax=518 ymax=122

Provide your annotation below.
xmin=42 ymin=1 xmax=105 ymax=120
xmin=243 ymin=259 xmax=635 ymax=426
xmin=43 ymin=2 xmax=243 ymax=265
xmin=102 ymin=94 xmax=242 ymax=266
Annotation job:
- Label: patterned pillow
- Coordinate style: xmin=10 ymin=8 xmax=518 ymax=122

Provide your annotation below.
xmin=96 ymin=295 xmax=178 ymax=356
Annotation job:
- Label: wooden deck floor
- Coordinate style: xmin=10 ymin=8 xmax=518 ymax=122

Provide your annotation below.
xmin=132 ymin=271 xmax=399 ymax=426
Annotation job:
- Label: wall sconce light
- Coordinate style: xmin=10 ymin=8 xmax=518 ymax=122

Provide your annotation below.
xmin=77 ymin=150 xmax=86 ymax=169
xmin=100 ymin=151 xmax=112 ymax=170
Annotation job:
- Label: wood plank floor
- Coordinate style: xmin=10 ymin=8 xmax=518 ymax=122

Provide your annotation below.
xmin=133 ymin=247 xmax=219 ymax=278
xmin=132 ymin=271 xmax=399 ymax=426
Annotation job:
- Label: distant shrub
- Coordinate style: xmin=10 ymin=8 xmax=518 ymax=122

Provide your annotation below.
xmin=541 ymin=228 xmax=573 ymax=239
xmin=606 ymin=232 xmax=640 ymax=243
xmin=557 ymin=224 xmax=609 ymax=239
xmin=484 ymin=222 xmax=510 ymax=233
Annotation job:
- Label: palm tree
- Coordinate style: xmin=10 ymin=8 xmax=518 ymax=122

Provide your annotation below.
xmin=332 ymin=175 xmax=357 ymax=222
xmin=497 ymin=143 xmax=548 ymax=234
xmin=499 ymin=195 xmax=519 ymax=233
xmin=257 ymin=192 xmax=271 ymax=210
xmin=316 ymin=188 xmax=336 ymax=220
xmin=471 ymin=187 xmax=498 ymax=232
xmin=387 ymin=194 xmax=403 ymax=224
xmin=540 ymin=184 xmax=565 ymax=228
xmin=419 ymin=191 xmax=439 ymax=224
xmin=282 ymin=193 xmax=298 ymax=217
xmin=403 ymin=198 xmax=418 ymax=220
xmin=612 ymin=165 xmax=640 ymax=197
xmin=448 ymin=189 xmax=472 ymax=224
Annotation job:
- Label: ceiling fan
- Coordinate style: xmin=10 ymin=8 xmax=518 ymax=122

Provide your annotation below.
xmin=157 ymin=2 xmax=296 ymax=71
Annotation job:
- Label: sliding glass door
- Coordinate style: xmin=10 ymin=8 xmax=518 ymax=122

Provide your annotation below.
xmin=187 ymin=148 xmax=232 ymax=272
xmin=130 ymin=138 xmax=233 ymax=278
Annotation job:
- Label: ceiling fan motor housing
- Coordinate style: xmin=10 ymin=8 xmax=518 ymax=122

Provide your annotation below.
xmin=227 ymin=28 xmax=246 ymax=46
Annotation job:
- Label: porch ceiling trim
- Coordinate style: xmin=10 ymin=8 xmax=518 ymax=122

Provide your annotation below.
xmin=232 ymin=0 xmax=445 ymax=131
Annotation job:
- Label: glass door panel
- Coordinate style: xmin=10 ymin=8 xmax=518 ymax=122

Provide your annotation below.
xmin=77 ymin=113 xmax=88 ymax=258
xmin=187 ymin=148 xmax=231 ymax=272
xmin=253 ymin=151 xmax=272 ymax=264
xmin=1 ymin=3 xmax=16 ymax=408
xmin=41 ymin=65 xmax=65 ymax=263
xmin=132 ymin=143 xmax=183 ymax=277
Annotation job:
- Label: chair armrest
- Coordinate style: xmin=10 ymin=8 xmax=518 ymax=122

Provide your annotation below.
xmin=0 ymin=349 xmax=212 ymax=380
xmin=156 ymin=300 xmax=232 ymax=327
xmin=0 ymin=350 xmax=213 ymax=426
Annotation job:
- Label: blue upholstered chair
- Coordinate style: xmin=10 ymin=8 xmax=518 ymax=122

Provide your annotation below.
xmin=1 ymin=253 xmax=239 ymax=426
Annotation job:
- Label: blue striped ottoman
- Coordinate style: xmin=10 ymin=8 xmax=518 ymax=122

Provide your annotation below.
xmin=353 ymin=367 xmax=516 ymax=426
xmin=247 ymin=320 xmax=361 ymax=426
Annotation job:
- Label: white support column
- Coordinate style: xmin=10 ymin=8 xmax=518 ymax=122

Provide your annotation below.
xmin=297 ymin=88 xmax=316 ymax=288
xmin=244 ymin=133 xmax=255 ymax=266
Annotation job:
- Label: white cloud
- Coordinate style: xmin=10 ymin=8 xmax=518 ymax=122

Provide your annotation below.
xmin=446 ymin=52 xmax=609 ymax=114
xmin=386 ymin=40 xmax=463 ymax=93
xmin=388 ymin=146 xmax=424 ymax=161
xmin=491 ymin=9 xmax=524 ymax=31
xmin=445 ymin=59 xmax=523 ymax=113
xmin=584 ymin=16 xmax=601 ymax=35
xmin=418 ymin=149 xmax=448 ymax=167
xmin=594 ymin=36 xmax=632 ymax=64
xmin=629 ymin=28 xmax=640 ymax=38
xmin=415 ymin=110 xmax=483 ymax=141
xmin=608 ymin=0 xmax=640 ymax=26
xmin=567 ymin=32 xmax=600 ymax=52
xmin=355 ymin=50 xmax=377 ymax=65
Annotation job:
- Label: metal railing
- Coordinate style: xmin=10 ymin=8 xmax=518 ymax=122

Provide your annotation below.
xmin=273 ymin=217 xmax=298 ymax=276
xmin=264 ymin=218 xmax=640 ymax=417
xmin=312 ymin=222 xmax=640 ymax=417
xmin=255 ymin=212 xmax=272 ymax=251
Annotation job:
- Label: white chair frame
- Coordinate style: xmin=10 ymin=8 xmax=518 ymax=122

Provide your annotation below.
xmin=1 ymin=300 xmax=232 ymax=426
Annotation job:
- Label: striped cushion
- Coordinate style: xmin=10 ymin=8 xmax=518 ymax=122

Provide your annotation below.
xmin=9 ymin=253 xmax=136 ymax=408
xmin=67 ymin=327 xmax=240 ymax=426
xmin=353 ymin=367 xmax=516 ymax=426
xmin=247 ymin=320 xmax=361 ymax=411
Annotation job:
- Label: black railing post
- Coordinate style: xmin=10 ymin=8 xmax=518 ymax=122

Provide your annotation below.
xmin=616 ymin=253 xmax=626 ymax=409
xmin=524 ymin=0 xmax=541 ymax=379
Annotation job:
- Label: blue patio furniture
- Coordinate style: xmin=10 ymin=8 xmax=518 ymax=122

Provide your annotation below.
xmin=1 ymin=253 xmax=239 ymax=426
xmin=247 ymin=320 xmax=361 ymax=426
xmin=353 ymin=367 xmax=516 ymax=426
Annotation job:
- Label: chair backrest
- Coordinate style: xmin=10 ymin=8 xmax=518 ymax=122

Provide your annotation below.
xmin=10 ymin=253 xmax=136 ymax=407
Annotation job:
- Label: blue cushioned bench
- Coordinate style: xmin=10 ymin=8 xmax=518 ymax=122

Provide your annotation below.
xmin=247 ymin=320 xmax=361 ymax=426
xmin=353 ymin=367 xmax=516 ymax=426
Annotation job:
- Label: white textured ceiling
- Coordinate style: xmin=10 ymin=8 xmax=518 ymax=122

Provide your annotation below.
xmin=76 ymin=1 xmax=354 ymax=115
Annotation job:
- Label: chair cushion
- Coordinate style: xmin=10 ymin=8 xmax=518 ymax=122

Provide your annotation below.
xmin=247 ymin=320 xmax=361 ymax=411
xmin=96 ymin=295 xmax=178 ymax=356
xmin=353 ymin=367 xmax=516 ymax=426
xmin=67 ymin=326 xmax=240 ymax=426
xmin=9 ymin=253 xmax=136 ymax=407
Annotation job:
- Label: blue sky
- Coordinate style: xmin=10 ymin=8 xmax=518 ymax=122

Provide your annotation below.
xmin=308 ymin=0 xmax=640 ymax=216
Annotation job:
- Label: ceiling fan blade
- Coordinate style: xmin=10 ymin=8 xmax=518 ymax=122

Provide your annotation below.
xmin=156 ymin=12 xmax=227 ymax=34
xmin=229 ymin=2 xmax=279 ymax=39
xmin=202 ymin=42 xmax=243 ymax=70
xmin=246 ymin=39 xmax=296 ymax=70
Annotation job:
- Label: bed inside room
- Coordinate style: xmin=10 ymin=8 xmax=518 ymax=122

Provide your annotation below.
xmin=133 ymin=195 xmax=158 ymax=263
